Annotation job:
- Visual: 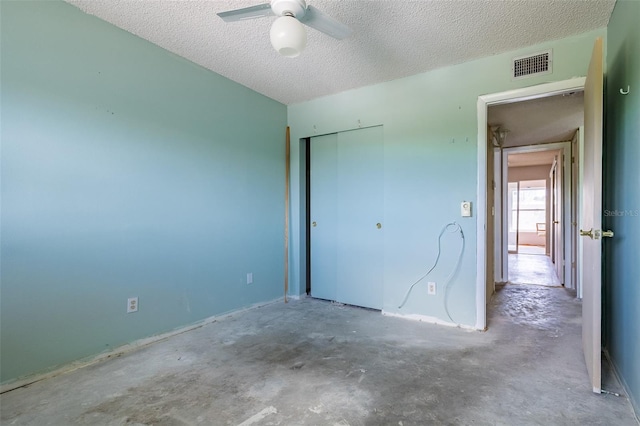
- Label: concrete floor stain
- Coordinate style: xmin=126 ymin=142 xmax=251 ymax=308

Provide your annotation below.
xmin=0 ymin=288 xmax=636 ymax=426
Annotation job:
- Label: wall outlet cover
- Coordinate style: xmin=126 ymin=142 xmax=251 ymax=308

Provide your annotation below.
xmin=127 ymin=297 xmax=138 ymax=313
xmin=428 ymin=282 xmax=436 ymax=295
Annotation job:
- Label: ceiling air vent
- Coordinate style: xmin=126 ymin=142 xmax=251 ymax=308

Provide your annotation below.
xmin=512 ymin=50 xmax=552 ymax=79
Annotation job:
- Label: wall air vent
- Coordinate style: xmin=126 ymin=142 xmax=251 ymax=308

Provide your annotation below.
xmin=512 ymin=50 xmax=552 ymax=79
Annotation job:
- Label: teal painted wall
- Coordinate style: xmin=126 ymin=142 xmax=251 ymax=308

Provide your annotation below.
xmin=604 ymin=0 xmax=640 ymax=415
xmin=288 ymin=28 xmax=606 ymax=327
xmin=0 ymin=1 xmax=286 ymax=383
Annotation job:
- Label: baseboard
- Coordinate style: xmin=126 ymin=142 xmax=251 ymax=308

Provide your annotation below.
xmin=381 ymin=310 xmax=478 ymax=331
xmin=603 ymin=349 xmax=640 ymax=423
xmin=0 ymin=297 xmax=283 ymax=394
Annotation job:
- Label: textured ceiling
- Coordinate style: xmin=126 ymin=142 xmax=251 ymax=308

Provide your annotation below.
xmin=489 ymin=91 xmax=584 ymax=148
xmin=66 ymin=0 xmax=615 ymax=105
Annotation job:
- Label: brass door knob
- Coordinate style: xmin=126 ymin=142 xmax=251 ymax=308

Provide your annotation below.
xmin=376 ymin=223 xmax=382 ymax=229
xmin=580 ymin=229 xmax=614 ymax=239
xmin=312 ymin=221 xmax=317 ymax=227
xmin=580 ymin=229 xmax=593 ymax=238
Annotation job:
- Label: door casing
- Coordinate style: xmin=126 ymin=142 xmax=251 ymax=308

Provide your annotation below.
xmin=499 ymin=142 xmax=572 ymax=287
xmin=476 ymin=77 xmax=586 ymax=330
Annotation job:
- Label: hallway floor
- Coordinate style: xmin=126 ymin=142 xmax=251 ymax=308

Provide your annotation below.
xmin=1 ymin=289 xmax=637 ymax=425
xmin=516 ymin=245 xmax=546 ymax=255
xmin=509 ymin=251 xmax=562 ymax=286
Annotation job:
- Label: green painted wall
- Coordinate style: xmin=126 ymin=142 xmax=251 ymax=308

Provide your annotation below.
xmin=604 ymin=0 xmax=640 ymax=415
xmin=288 ymin=28 xmax=606 ymax=327
xmin=0 ymin=1 xmax=287 ymax=383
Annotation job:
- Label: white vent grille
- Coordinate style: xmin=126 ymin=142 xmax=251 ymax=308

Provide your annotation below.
xmin=512 ymin=50 xmax=552 ymax=79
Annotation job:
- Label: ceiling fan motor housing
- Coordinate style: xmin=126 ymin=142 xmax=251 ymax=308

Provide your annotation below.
xmin=271 ymin=0 xmax=307 ymax=18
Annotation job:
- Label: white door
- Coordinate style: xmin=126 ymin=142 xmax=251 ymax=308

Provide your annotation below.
xmin=581 ymin=37 xmax=605 ymax=394
xmin=552 ymin=155 xmax=564 ymax=284
xmin=310 ymin=126 xmax=384 ymax=309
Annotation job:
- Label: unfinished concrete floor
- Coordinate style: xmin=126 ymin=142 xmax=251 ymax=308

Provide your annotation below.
xmin=1 ymin=286 xmax=637 ymax=426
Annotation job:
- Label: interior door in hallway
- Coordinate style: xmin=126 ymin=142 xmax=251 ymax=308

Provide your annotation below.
xmin=551 ymin=154 xmax=564 ymax=285
xmin=310 ymin=126 xmax=384 ymax=310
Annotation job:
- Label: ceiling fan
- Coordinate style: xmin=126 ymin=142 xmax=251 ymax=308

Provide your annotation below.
xmin=218 ymin=0 xmax=352 ymax=58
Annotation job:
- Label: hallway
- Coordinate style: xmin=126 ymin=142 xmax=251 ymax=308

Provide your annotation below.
xmin=509 ymin=251 xmax=562 ymax=286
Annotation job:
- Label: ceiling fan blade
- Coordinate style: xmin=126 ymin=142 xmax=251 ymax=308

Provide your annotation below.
xmin=299 ymin=5 xmax=352 ymax=40
xmin=217 ymin=3 xmax=274 ymax=22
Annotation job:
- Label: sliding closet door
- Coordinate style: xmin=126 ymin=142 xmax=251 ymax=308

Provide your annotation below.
xmin=310 ymin=133 xmax=338 ymax=302
xmin=310 ymin=126 xmax=383 ymax=310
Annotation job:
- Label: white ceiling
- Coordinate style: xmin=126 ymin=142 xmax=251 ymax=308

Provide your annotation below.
xmin=489 ymin=90 xmax=584 ymax=148
xmin=66 ymin=0 xmax=615 ymax=105
xmin=508 ymin=150 xmax=560 ymax=168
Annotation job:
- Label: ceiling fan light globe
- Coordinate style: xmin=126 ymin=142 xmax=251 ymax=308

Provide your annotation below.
xmin=270 ymin=16 xmax=307 ymax=57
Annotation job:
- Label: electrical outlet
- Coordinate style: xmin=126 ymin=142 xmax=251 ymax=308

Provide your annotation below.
xmin=428 ymin=282 xmax=436 ymax=295
xmin=127 ymin=297 xmax=138 ymax=313
xmin=247 ymin=273 xmax=253 ymax=285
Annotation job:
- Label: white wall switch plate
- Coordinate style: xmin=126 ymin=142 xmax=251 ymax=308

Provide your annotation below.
xmin=428 ymin=282 xmax=436 ymax=295
xmin=247 ymin=273 xmax=253 ymax=284
xmin=127 ymin=297 xmax=138 ymax=313
xmin=461 ymin=201 xmax=472 ymax=217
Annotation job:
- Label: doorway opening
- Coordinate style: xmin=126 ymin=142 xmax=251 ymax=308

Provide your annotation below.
xmin=507 ymin=178 xmax=547 ymax=255
xmin=503 ymin=147 xmax=567 ymax=288
xmin=506 ymin=173 xmax=562 ymax=287
xmin=487 ymin=89 xmax=582 ymax=295
xmin=475 ymin=77 xmax=586 ymax=330
xmin=477 ymin=39 xmax=604 ymax=393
